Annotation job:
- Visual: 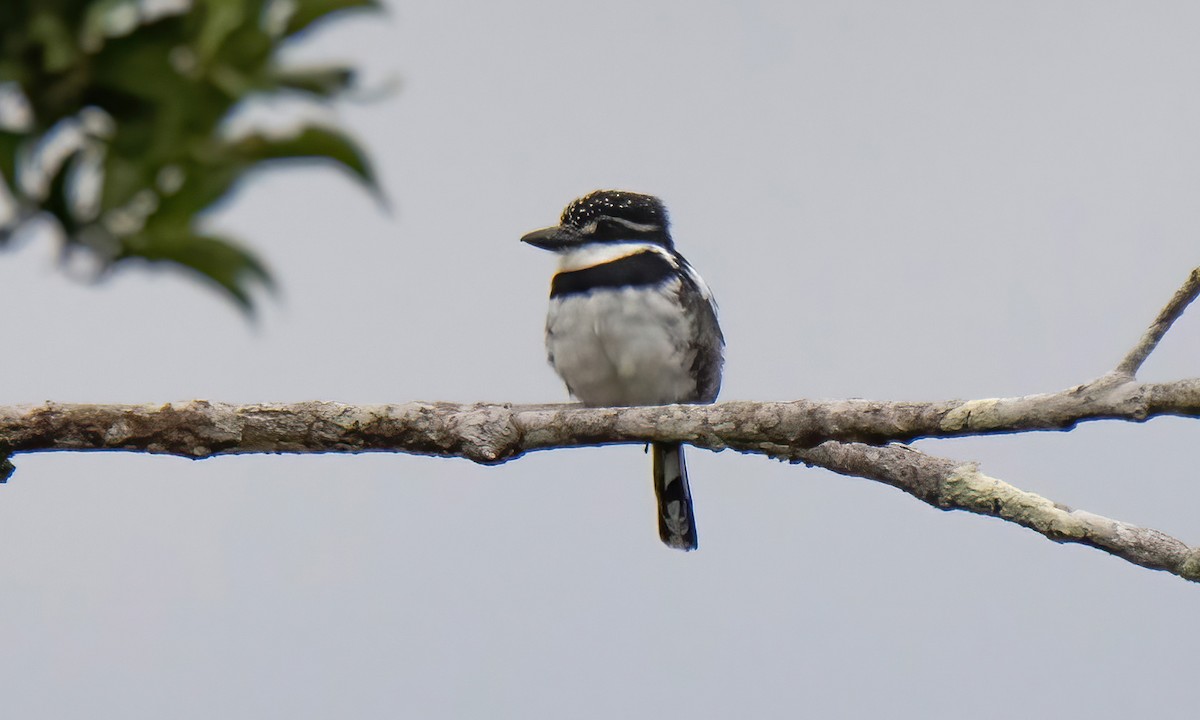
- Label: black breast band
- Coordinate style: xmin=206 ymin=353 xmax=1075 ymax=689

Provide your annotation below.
xmin=550 ymin=251 xmax=676 ymax=298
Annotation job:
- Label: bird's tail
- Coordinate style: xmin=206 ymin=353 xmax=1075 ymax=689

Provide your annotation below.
xmin=652 ymin=442 xmax=698 ymax=551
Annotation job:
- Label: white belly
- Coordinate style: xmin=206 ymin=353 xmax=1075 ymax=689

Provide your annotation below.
xmin=546 ymin=282 xmax=699 ymax=407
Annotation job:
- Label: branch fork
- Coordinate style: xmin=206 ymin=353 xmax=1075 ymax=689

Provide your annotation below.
xmin=3 ymin=269 xmax=1200 ymax=582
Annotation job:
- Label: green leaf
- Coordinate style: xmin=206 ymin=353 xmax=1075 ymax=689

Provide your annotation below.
xmin=270 ymin=66 xmax=356 ymax=97
xmin=123 ymin=232 xmax=273 ymax=312
xmin=1 ymin=0 xmax=383 ymax=316
xmin=43 ymin=147 xmax=84 ymax=235
xmin=82 ymin=0 xmax=144 ymax=51
xmin=284 ymin=0 xmax=379 ymax=37
xmin=0 ymin=131 xmax=20 ymax=190
xmin=146 ymin=159 xmax=244 ymax=232
xmin=233 ymin=125 xmax=377 ymax=192
xmin=196 ymin=0 xmax=247 ymax=65
xmin=28 ymin=9 xmax=81 ymax=74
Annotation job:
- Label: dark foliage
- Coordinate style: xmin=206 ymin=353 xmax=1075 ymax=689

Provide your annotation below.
xmin=0 ymin=0 xmax=380 ymax=311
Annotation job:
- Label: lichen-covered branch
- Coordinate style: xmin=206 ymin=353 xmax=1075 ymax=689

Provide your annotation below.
xmin=1 ymin=399 xmax=1196 ymax=582
xmin=785 ymin=442 xmax=1200 ymax=583
xmin=1 ymin=376 xmax=1199 ymax=463
xmin=2 ymin=268 xmax=1199 ymax=581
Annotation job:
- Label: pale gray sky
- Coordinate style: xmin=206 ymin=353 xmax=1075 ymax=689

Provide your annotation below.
xmin=2 ymin=1 xmax=1199 ymax=717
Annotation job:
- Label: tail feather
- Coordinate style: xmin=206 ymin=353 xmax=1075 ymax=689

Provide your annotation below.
xmin=652 ymin=442 xmax=698 ymax=551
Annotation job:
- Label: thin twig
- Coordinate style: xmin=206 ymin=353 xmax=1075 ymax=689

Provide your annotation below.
xmin=1115 ymin=266 xmax=1200 ymax=377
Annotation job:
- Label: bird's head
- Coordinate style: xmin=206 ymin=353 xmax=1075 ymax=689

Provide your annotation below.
xmin=520 ymin=190 xmax=672 ymax=252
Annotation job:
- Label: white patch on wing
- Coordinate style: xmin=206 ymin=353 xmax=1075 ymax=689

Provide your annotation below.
xmin=557 ymin=242 xmax=677 ymax=272
xmin=679 ymin=256 xmax=717 ymax=306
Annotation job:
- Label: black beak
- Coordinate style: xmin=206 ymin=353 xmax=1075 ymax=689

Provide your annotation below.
xmin=520 ymin=225 xmax=584 ymax=251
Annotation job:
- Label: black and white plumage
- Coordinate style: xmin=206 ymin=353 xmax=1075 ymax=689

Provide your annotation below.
xmin=521 ymin=190 xmax=724 ymax=551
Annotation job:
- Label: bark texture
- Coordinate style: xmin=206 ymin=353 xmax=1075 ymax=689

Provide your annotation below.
xmin=3 ymin=268 xmax=1200 ymax=583
xmin=0 ymin=376 xmax=1197 ymax=460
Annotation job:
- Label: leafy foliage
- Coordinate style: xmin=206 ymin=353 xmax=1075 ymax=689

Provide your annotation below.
xmin=0 ymin=0 xmax=380 ymax=312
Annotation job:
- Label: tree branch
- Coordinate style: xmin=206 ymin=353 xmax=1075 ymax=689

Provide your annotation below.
xmin=1 ymin=377 xmax=1198 ymax=462
xmin=785 ymin=442 xmax=1200 ymax=583
xmin=1 ymin=400 xmax=1196 ymax=581
xmin=3 ymin=267 xmax=1200 ymax=581
xmin=1115 ymin=267 xmax=1200 ymax=377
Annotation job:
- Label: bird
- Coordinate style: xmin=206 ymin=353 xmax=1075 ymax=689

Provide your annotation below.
xmin=521 ymin=190 xmax=724 ymax=550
